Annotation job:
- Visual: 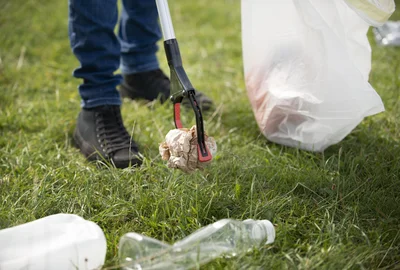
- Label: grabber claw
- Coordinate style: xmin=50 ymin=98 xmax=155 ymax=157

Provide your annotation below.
xmin=167 ymin=40 xmax=212 ymax=163
xmin=156 ymin=0 xmax=212 ymax=162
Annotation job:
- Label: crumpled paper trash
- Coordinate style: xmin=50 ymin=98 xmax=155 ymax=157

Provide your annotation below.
xmin=159 ymin=126 xmax=217 ymax=173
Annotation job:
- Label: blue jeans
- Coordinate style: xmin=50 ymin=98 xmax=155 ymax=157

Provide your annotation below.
xmin=69 ymin=0 xmax=162 ymax=108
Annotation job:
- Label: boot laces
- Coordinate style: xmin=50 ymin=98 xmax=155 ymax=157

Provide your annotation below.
xmin=95 ymin=107 xmax=137 ymax=156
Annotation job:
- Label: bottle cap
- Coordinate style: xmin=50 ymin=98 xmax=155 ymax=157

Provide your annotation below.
xmin=257 ymin=220 xmax=275 ymax=244
xmin=243 ymin=219 xmax=275 ymax=245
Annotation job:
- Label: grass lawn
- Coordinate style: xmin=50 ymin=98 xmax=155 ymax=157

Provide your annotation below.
xmin=1 ymin=0 xmax=400 ymax=269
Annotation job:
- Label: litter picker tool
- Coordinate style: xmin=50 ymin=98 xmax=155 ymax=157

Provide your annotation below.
xmin=155 ymin=0 xmax=212 ymax=162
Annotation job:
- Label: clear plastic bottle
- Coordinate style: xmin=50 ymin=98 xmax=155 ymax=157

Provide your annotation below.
xmin=119 ymin=219 xmax=275 ymax=270
xmin=373 ymin=21 xmax=400 ymax=46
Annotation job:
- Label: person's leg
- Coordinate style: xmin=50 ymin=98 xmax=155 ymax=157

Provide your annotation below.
xmin=69 ymin=0 xmax=121 ymax=108
xmin=118 ymin=0 xmax=161 ymax=75
xmin=118 ymin=0 xmax=214 ymax=110
xmin=69 ymin=0 xmax=141 ymax=168
xmin=118 ymin=0 xmax=170 ymax=102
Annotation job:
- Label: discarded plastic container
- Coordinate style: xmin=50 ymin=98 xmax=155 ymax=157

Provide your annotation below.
xmin=373 ymin=21 xmax=400 ymax=46
xmin=119 ymin=219 xmax=275 ymax=270
xmin=0 ymin=214 xmax=107 ymax=270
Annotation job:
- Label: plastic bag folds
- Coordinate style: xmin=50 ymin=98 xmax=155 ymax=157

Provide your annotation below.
xmin=241 ymin=0 xmax=393 ymax=151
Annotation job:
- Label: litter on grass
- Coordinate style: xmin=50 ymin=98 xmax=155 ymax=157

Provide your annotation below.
xmin=159 ymin=125 xmax=217 ymax=173
xmin=373 ymin=21 xmax=400 ymax=46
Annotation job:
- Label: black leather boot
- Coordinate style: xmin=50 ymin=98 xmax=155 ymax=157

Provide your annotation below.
xmin=73 ymin=105 xmax=142 ymax=168
xmin=120 ymin=69 xmax=214 ymax=111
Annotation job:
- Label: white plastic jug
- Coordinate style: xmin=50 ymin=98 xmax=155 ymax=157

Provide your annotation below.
xmin=0 ymin=214 xmax=107 ymax=270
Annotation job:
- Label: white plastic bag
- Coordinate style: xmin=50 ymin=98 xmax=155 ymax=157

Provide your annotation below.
xmin=241 ymin=0 xmax=394 ymax=152
xmin=0 ymin=214 xmax=107 ymax=270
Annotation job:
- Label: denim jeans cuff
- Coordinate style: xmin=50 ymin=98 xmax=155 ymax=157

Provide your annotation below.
xmin=81 ymin=96 xmax=122 ymax=109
